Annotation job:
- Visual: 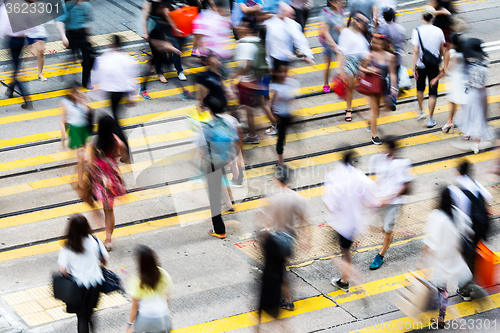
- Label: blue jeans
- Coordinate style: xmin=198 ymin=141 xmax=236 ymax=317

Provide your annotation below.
xmin=8 ymin=37 xmax=29 ymax=102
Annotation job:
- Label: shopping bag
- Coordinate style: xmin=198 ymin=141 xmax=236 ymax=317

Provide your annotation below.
xmin=393 ymin=272 xmax=436 ymax=321
xmin=331 ymin=75 xmax=347 ymax=100
xmin=398 ymin=65 xmax=411 ymax=91
xmin=53 ymin=273 xmax=83 ymax=306
xmin=169 ymin=6 xmax=198 ymax=37
xmin=355 ymin=73 xmax=384 ymax=96
xmin=475 ymin=242 xmax=500 ymax=288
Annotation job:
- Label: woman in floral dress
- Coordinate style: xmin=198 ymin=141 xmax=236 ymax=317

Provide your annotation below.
xmin=89 ymin=115 xmax=128 ymax=250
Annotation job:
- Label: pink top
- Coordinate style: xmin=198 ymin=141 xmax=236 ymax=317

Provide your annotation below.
xmin=192 ymin=10 xmax=232 ymax=59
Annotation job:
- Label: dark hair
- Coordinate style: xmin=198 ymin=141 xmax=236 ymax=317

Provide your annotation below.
xmin=383 ymin=8 xmax=395 ymax=22
xmin=205 ymin=96 xmax=224 ymax=114
xmin=343 ymin=150 xmax=353 ymax=166
xmin=439 ymin=187 xmax=454 ymax=220
xmin=111 ymin=34 xmax=122 ymax=49
xmin=458 ymin=160 xmax=470 ymax=176
xmin=137 ymin=245 xmax=161 ymax=291
xmin=451 ymin=33 xmax=462 ymax=52
xmin=271 ymin=59 xmax=289 ymax=82
xmin=275 ymin=165 xmax=290 ymax=185
xmin=65 ymin=214 xmax=91 ymax=253
xmin=384 ymin=136 xmax=397 ymax=151
xmin=326 ymin=0 xmax=339 ymax=9
xmin=423 ymin=13 xmax=433 ymax=22
xmin=66 ymin=81 xmax=82 ymax=104
xmin=96 ymin=115 xmax=117 ymax=153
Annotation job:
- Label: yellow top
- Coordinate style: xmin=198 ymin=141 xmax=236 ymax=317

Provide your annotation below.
xmin=127 ymin=267 xmax=173 ymax=300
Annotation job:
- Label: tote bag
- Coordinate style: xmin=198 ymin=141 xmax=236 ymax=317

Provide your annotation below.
xmin=355 ymin=73 xmax=384 ymax=96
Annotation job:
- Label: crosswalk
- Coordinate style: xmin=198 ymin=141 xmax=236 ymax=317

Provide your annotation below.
xmin=1 ymin=0 xmax=500 ymax=331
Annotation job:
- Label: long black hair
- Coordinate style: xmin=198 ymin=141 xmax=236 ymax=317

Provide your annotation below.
xmin=96 ymin=115 xmax=117 ymax=153
xmin=438 ymin=187 xmax=454 ymax=220
xmin=137 ymin=245 xmax=161 ymax=291
xmin=65 ymin=214 xmax=91 ymax=253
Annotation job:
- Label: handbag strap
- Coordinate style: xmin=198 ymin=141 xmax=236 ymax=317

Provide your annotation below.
xmin=92 ymin=235 xmax=105 ymax=264
xmin=416 ymin=29 xmax=429 ymax=59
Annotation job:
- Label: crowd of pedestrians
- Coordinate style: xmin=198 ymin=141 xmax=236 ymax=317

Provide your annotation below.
xmin=1 ymin=0 xmax=499 ymax=331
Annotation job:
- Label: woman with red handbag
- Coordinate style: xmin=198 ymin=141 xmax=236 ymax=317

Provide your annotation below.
xmin=358 ymin=34 xmax=398 ymax=145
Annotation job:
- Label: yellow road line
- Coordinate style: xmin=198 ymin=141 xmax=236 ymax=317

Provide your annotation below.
xmin=0 ymin=143 xmax=497 ymax=262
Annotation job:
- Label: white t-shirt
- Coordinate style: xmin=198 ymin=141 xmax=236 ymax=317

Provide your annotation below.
xmin=234 ymin=36 xmax=260 ymax=83
xmin=338 ymin=28 xmax=370 ymax=58
xmin=449 ymin=175 xmax=493 ymax=217
xmin=411 ymin=24 xmax=445 ymax=68
xmin=57 ymin=236 xmax=110 ymax=288
xmin=61 ymin=98 xmax=89 ymax=127
xmin=269 ymin=78 xmax=300 ymax=117
xmin=369 ymin=154 xmax=413 ymax=205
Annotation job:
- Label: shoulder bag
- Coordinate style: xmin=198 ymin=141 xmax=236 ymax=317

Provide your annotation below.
xmin=356 ymin=72 xmax=385 ymax=95
xmin=92 ymin=236 xmax=123 ymax=293
xmin=416 ymin=29 xmax=441 ymax=68
xmin=53 ymin=272 xmax=83 ymax=306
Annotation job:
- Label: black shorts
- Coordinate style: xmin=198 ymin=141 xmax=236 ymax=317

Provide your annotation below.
xmin=416 ymin=66 xmax=440 ymax=97
xmin=338 ymin=233 xmax=353 ymax=250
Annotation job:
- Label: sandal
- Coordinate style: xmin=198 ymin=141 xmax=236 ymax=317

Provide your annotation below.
xmin=323 ymin=85 xmax=331 ymax=93
xmin=345 ymin=110 xmax=352 ymax=122
xmin=430 ymin=318 xmax=445 ymax=329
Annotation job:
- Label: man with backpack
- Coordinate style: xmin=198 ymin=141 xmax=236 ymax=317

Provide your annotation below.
xmin=411 ymin=5 xmax=445 ymax=128
xmin=449 ymin=161 xmax=492 ymax=301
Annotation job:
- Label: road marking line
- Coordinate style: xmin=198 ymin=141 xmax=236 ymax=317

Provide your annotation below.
xmin=0 ymin=148 xmax=497 ymax=262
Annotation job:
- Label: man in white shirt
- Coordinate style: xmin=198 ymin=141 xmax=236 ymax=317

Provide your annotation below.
xmin=93 ymin=34 xmax=139 ymax=156
xmin=411 ymin=6 xmax=445 ymax=128
xmin=263 ymin=3 xmax=314 ymax=67
xmin=368 ymin=137 xmax=413 ymax=270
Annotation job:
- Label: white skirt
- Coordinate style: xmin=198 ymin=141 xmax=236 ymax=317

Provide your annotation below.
xmin=447 ymin=70 xmax=467 ymax=105
xmin=457 ymin=87 xmax=495 ymax=141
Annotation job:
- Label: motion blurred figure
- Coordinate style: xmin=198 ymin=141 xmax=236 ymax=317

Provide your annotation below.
xmin=56 ymin=0 xmax=94 ymax=89
xmin=323 ymin=151 xmax=378 ymax=292
xmin=26 ymin=18 xmax=48 ymax=81
xmin=89 ymin=115 xmax=128 ymax=251
xmin=93 ymin=34 xmax=139 ymax=158
xmin=290 ymin=0 xmax=313 ymax=31
xmin=126 ymin=245 xmax=173 ymax=333
xmin=58 ymin=214 xmax=109 ymax=333
xmin=256 ymin=166 xmax=309 ymax=326
xmin=0 ymin=1 xmax=33 ymax=109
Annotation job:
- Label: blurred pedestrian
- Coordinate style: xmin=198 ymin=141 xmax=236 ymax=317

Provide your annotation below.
xmin=375 ymin=0 xmax=396 ymax=27
xmin=126 ymin=245 xmax=173 ymax=333
xmin=323 ymin=151 xmax=378 ymax=292
xmin=411 ymin=6 xmax=445 ymax=128
xmin=270 ymin=60 xmax=299 ymax=167
xmin=60 ymin=83 xmax=93 ymax=189
xmin=56 ymin=0 xmax=94 ymax=89
xmin=419 ymin=187 xmax=472 ymax=329
xmin=428 ymin=0 xmax=456 ymax=46
xmin=375 ymin=8 xmax=406 ymax=82
xmin=319 ymin=0 xmax=345 ymax=93
xmin=337 ymin=12 xmax=370 ymax=122
xmin=202 ymin=97 xmax=239 ymax=239
xmin=368 ymin=137 xmax=413 ymax=270
xmin=26 ymin=21 xmax=48 ymax=81
xmin=347 ymin=0 xmax=377 ymax=31
xmin=93 ymin=34 xmax=139 ymax=158
xmin=430 ymin=34 xmax=466 ymax=133
xmin=291 ymin=0 xmax=313 ymax=31
xmin=89 ymin=115 xmax=128 ymax=250
xmin=58 ymin=214 xmax=109 ymax=333
xmin=0 ymin=1 xmax=33 ymax=109
xmin=359 ymin=33 xmax=397 ymax=145
xmin=449 ymin=161 xmax=492 ymax=301
xmin=457 ymin=38 xmax=494 ymax=154
xmin=196 ymin=50 xmax=231 ymax=113
xmin=256 ymin=166 xmax=309 ymax=324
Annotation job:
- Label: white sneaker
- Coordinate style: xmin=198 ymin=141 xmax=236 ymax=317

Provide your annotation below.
xmin=472 ymin=142 xmax=479 ymax=154
xmin=266 ymin=126 xmax=278 ymax=135
xmin=178 ymin=72 xmax=187 ymax=81
xmin=417 ymin=110 xmax=426 ymax=120
xmin=426 ymin=117 xmax=437 ymax=128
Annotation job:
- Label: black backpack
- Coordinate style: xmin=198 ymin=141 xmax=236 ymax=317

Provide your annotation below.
xmin=461 ymin=188 xmax=489 ymax=241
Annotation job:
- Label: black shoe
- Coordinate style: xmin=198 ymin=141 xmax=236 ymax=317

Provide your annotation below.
xmin=21 ymin=102 xmax=33 ymax=110
xmin=332 ymin=278 xmax=349 ymax=292
xmin=280 ymin=299 xmax=295 ymax=311
xmin=5 ymin=88 xmax=13 ymax=98
xmin=456 ymin=288 xmax=472 ymax=301
xmin=371 ymin=136 xmax=382 ymax=145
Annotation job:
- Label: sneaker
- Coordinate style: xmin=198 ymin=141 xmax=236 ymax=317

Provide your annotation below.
xmin=369 ymin=254 xmax=384 ymax=270
xmin=323 ymin=85 xmax=331 ymax=93
xmin=332 ymin=278 xmax=349 ymax=292
xmin=417 ymin=110 xmax=426 ymax=120
xmin=426 ymin=117 xmax=437 ymax=128
xmin=21 ymin=102 xmax=33 ymax=110
xmin=456 ymin=288 xmax=472 ymax=301
xmin=243 ymin=134 xmax=259 ymax=144
xmin=208 ymin=229 xmax=226 ymax=239
xmin=472 ymin=142 xmax=479 ymax=154
xmin=371 ymin=136 xmax=382 ymax=145
xmin=266 ymin=126 xmax=278 ymax=135
xmin=281 ymin=299 xmax=295 ymax=311
xmin=178 ymin=72 xmax=187 ymax=81
xmin=139 ymin=89 xmax=151 ymax=100
xmin=231 ymin=180 xmax=243 ymax=188
xmin=5 ymin=88 xmax=13 ymax=98
xmin=182 ymin=90 xmax=195 ymax=100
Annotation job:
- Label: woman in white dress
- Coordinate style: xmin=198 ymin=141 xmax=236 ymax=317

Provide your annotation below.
xmin=432 ymin=34 xmax=467 ymax=133
xmin=457 ymin=38 xmax=494 ymax=154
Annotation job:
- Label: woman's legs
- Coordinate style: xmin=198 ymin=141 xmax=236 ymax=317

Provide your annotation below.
xmin=438 ymin=287 xmax=448 ymax=320
xmin=340 ymin=247 xmax=352 ymax=284
xmin=76 ymin=147 xmax=86 ymax=188
xmin=35 ymin=40 xmax=47 ymax=81
xmin=345 ymin=75 xmax=355 ymax=118
xmin=447 ymin=102 xmax=457 ymax=125
xmin=257 ymin=96 xmax=276 ymax=127
xmin=323 ymin=55 xmax=332 ymax=87
xmin=103 ymin=207 xmax=115 ymax=245
xmin=77 ymin=313 xmax=91 ymax=333
xmin=276 ymin=115 xmax=291 ymax=166
xmin=369 ymin=95 xmax=381 ymax=138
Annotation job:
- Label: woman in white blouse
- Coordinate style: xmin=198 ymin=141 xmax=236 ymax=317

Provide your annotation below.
xmin=58 ymin=214 xmax=109 ymax=333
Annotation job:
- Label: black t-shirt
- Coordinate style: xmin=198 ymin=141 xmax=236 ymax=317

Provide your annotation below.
xmin=197 ymin=71 xmax=227 ymax=107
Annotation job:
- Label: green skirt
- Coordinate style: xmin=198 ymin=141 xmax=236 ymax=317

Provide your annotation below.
xmin=68 ymin=125 xmax=91 ymax=149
